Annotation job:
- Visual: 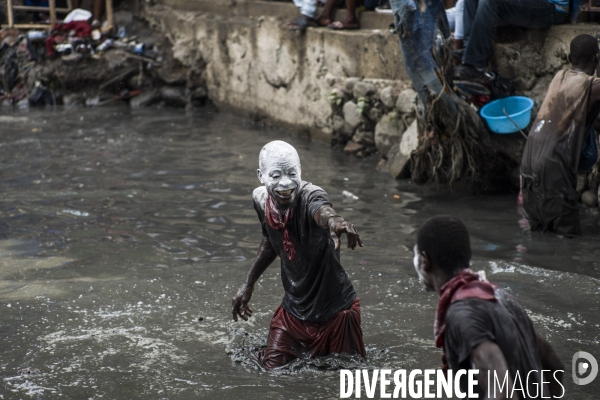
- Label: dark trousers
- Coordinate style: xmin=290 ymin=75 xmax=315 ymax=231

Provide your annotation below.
xmin=462 ymin=0 xmax=565 ymax=69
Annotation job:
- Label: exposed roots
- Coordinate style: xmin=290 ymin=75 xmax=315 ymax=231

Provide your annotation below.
xmin=409 ymin=37 xmax=508 ymax=189
xmin=411 ymin=90 xmax=487 ymax=186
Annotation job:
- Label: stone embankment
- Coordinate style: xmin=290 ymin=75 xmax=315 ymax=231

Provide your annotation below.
xmin=142 ymin=1 xmax=600 ymax=184
xmin=4 ymin=0 xmax=600 ymax=202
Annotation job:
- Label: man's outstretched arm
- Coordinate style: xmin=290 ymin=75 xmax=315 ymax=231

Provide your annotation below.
xmin=470 ymin=341 xmax=511 ymax=400
xmin=314 ymin=206 xmax=364 ymax=250
xmin=231 ymin=237 xmax=278 ymax=321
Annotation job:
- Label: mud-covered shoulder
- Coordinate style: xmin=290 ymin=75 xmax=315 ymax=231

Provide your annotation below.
xmin=252 ymin=186 xmax=267 ymax=211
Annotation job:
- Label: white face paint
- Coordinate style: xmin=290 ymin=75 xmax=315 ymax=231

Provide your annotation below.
xmin=413 ymin=244 xmax=434 ymax=291
xmin=257 ymin=141 xmax=302 ymax=207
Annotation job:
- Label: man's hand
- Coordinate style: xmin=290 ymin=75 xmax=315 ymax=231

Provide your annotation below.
xmin=328 ymin=217 xmax=364 ymax=251
xmin=231 ymin=282 xmax=254 ymax=322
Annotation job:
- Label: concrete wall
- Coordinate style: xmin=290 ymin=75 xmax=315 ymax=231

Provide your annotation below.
xmin=144 ymin=0 xmax=600 ymax=142
xmin=144 ymin=0 xmax=409 ymax=141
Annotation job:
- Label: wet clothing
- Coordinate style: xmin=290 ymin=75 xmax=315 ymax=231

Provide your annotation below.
xmin=521 ymin=69 xmax=600 ymax=236
xmin=257 ymin=298 xmax=366 ymax=370
xmin=253 ymin=182 xmax=362 ymax=369
xmin=434 ymin=269 xmax=497 ymax=352
xmin=265 ymin=195 xmax=297 ymax=261
xmin=253 ymin=182 xmax=357 ymax=323
xmin=444 ymin=288 xmax=548 ymax=398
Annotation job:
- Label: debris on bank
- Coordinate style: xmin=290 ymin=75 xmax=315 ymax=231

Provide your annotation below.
xmin=0 ymin=9 xmax=208 ymax=109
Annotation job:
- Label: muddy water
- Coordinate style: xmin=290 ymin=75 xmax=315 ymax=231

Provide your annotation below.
xmin=0 ymin=107 xmax=598 ymax=399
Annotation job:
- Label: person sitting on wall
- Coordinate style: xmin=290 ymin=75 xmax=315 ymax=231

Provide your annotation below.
xmin=445 ymin=0 xmax=465 ymax=56
xmin=231 ymin=140 xmax=366 ymax=370
xmin=288 ymin=0 xmax=326 ymax=30
xmin=412 ymin=215 xmax=564 ymax=398
xmin=454 ymin=0 xmax=566 ymax=83
xmin=521 ymin=34 xmax=600 ymax=237
xmin=319 ymin=0 xmax=360 ymax=30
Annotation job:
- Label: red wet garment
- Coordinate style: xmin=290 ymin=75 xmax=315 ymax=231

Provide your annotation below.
xmin=45 ymin=21 xmax=92 ymax=56
xmin=434 ymin=269 xmax=496 ymax=371
xmin=257 ymin=298 xmax=366 ymax=370
xmin=265 ymin=195 xmax=296 ymax=261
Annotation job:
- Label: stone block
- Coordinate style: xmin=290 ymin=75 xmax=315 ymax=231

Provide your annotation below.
xmin=352 ymin=128 xmax=374 ymax=147
xmin=396 ymin=88 xmax=417 ymax=114
xmin=387 ymin=145 xmax=410 ymax=179
xmin=343 ymin=101 xmax=362 ymax=129
xmin=344 ymin=77 xmax=360 ymax=93
xmin=388 ymin=119 xmax=419 ymax=179
xmin=374 ymin=112 xmax=406 ymax=156
xmin=380 ymin=86 xmax=396 ymax=108
xmin=400 ymin=119 xmax=419 ymax=156
xmin=353 ymin=81 xmax=376 ymax=99
xmin=344 ymin=140 xmax=364 ymax=155
xmin=582 ymin=190 xmax=597 ymax=207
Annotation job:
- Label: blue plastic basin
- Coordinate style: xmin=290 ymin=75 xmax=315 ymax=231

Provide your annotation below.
xmin=480 ymin=96 xmax=534 ymax=134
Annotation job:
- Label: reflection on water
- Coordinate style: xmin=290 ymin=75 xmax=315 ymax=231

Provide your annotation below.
xmin=0 ymin=106 xmax=598 ymax=399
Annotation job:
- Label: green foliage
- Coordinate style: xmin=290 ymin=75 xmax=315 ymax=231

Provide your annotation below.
xmin=327 ymin=89 xmax=344 ymax=106
xmin=356 ymin=96 xmax=369 ymax=116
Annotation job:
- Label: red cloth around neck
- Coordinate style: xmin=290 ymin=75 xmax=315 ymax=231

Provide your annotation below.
xmin=435 ymin=269 xmax=497 ymax=347
xmin=265 ymin=195 xmax=296 ymax=261
xmin=434 ymin=269 xmax=497 ymax=371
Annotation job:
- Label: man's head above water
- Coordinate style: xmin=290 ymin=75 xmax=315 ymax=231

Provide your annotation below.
xmin=413 ymin=215 xmax=472 ymax=293
xmin=257 ymin=141 xmax=302 ymax=207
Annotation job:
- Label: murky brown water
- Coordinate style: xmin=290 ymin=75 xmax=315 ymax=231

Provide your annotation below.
xmin=0 ymin=107 xmax=598 ymax=399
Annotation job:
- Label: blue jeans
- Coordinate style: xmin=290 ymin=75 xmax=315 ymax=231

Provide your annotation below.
xmin=462 ymin=0 xmax=566 ymax=69
xmin=389 ymin=0 xmax=447 ymax=111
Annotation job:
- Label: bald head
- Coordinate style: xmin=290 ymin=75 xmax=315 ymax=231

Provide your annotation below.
xmin=257 ymin=141 xmax=302 ymax=207
xmin=258 ymin=141 xmax=301 ymax=172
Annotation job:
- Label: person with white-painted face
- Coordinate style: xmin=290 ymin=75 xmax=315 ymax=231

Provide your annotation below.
xmin=231 ymin=140 xmax=365 ymax=370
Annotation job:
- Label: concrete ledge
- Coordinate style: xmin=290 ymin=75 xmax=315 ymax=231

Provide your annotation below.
xmin=147 ymin=0 xmax=600 ymax=144
xmin=156 ymin=0 xmax=395 ymax=30
xmin=144 ymin=2 xmax=409 ymax=141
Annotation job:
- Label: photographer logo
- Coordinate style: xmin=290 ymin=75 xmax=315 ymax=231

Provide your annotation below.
xmin=572 ymin=351 xmax=598 ymax=386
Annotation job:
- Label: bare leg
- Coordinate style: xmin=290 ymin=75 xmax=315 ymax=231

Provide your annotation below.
xmin=316 ymin=0 xmax=336 ymax=26
xmin=329 ymin=0 xmax=359 ymax=29
xmin=93 ymin=0 xmax=104 ymax=21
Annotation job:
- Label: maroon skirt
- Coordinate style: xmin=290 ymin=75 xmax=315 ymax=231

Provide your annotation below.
xmin=257 ymin=298 xmax=366 ymax=370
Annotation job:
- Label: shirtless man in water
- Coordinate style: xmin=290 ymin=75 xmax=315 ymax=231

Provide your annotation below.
xmin=413 ymin=215 xmax=564 ymax=399
xmin=231 ymin=140 xmax=365 ymax=370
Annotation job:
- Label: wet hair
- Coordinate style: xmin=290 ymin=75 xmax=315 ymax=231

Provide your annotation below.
xmin=569 ymin=34 xmax=599 ymax=66
xmin=417 ymin=215 xmax=471 ymax=274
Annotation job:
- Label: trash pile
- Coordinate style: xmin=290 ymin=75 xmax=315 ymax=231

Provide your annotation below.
xmin=0 ymin=8 xmax=208 ymax=108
